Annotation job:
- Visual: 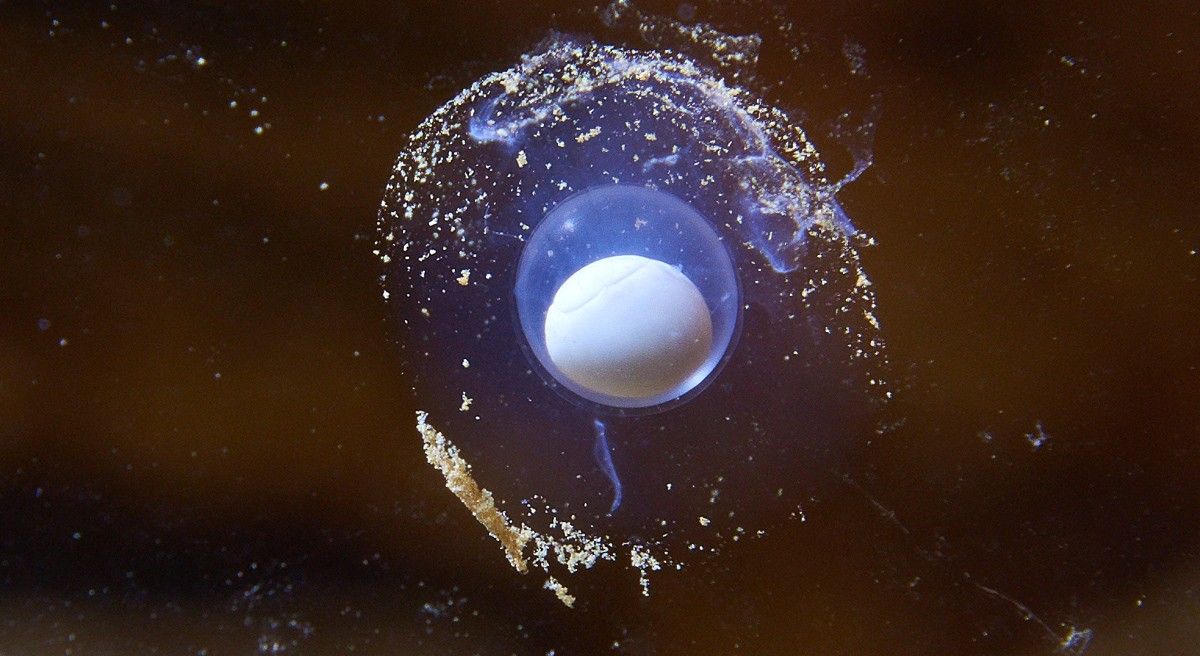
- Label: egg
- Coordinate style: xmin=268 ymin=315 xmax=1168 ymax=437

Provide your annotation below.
xmin=544 ymin=255 xmax=714 ymax=400
xmin=513 ymin=184 xmax=741 ymax=412
xmin=378 ymin=38 xmax=885 ymax=538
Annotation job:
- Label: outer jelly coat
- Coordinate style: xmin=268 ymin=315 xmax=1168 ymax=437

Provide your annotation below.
xmin=377 ymin=39 xmax=885 ymax=530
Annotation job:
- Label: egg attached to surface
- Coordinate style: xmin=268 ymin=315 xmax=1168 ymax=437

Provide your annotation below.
xmin=379 ymin=38 xmax=887 ymax=538
xmin=545 ymin=255 xmax=714 ymax=400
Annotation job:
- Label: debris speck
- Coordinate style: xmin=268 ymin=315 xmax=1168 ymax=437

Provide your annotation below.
xmin=575 ymin=126 xmax=602 ymax=143
xmin=543 ymin=577 xmax=575 ymax=608
xmin=629 ymin=545 xmax=663 ymax=596
xmin=1025 ymin=421 xmax=1051 ymax=450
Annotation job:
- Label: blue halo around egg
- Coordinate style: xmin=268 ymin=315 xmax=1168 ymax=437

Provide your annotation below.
xmin=378 ymin=38 xmax=888 ymax=537
xmin=515 ymin=184 xmax=741 ymax=413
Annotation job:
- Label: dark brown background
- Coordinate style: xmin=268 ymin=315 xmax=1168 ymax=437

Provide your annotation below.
xmin=1 ymin=1 xmax=1197 ymax=654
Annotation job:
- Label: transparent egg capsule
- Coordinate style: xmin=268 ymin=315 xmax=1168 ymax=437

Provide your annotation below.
xmin=378 ymin=36 xmax=887 ymax=590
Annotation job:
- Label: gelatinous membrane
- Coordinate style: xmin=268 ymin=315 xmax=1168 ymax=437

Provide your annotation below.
xmin=378 ymin=36 xmax=886 ymax=590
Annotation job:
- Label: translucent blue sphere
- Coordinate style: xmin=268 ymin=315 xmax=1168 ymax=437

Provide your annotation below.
xmin=515 ymin=185 xmax=740 ymax=412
